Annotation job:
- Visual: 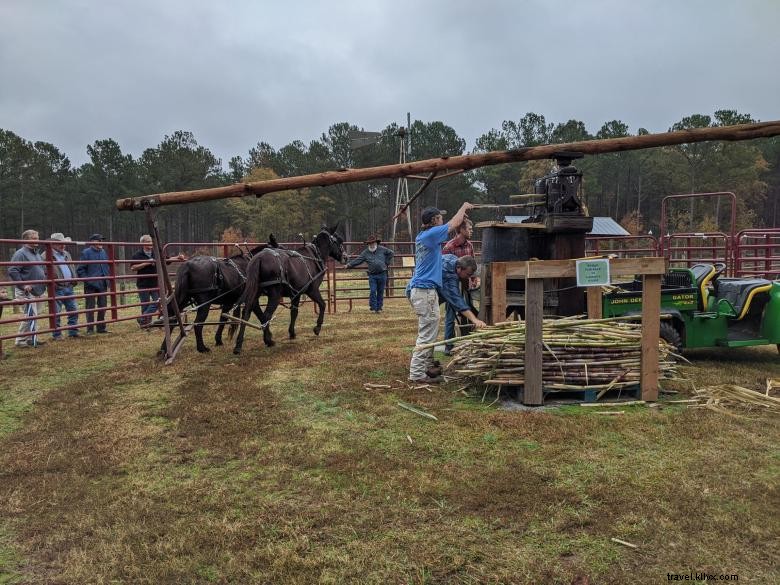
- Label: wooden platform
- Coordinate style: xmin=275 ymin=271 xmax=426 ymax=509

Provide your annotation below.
xmin=475 ymin=221 xmax=545 ymax=229
xmin=476 ymin=214 xmax=593 ymax=234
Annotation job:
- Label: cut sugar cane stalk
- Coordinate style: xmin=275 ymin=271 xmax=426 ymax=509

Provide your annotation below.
xmin=397 ymin=402 xmax=439 ymax=421
xmin=580 ymin=401 xmax=645 ymax=407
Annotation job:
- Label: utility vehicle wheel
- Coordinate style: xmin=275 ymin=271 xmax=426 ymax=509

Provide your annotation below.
xmin=659 ymin=322 xmax=683 ymax=353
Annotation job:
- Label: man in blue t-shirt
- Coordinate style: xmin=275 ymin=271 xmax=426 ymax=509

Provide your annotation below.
xmin=407 ymin=202 xmax=476 ymax=383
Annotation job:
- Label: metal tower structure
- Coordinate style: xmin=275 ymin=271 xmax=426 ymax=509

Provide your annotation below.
xmin=391 ymin=114 xmax=413 ymax=241
xmin=348 ymin=113 xmax=414 ymax=241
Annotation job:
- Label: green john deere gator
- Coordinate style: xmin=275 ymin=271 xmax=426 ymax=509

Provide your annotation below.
xmin=602 ymin=262 xmax=780 ymax=353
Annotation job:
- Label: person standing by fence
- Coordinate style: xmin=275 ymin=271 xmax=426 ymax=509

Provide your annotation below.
xmin=77 ymin=234 xmax=110 ymax=334
xmin=345 ymin=234 xmax=394 ymax=313
xmin=129 ymin=234 xmax=161 ymax=326
xmin=7 ymin=229 xmax=47 ymax=347
xmin=43 ymin=233 xmax=80 ymax=340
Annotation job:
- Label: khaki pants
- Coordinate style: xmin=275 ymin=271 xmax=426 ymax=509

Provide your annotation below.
xmin=15 ymin=288 xmax=44 ymax=345
xmin=408 ymin=288 xmax=440 ymax=380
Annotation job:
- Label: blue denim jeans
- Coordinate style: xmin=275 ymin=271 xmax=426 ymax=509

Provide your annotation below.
xmin=138 ymin=289 xmax=160 ymax=325
xmin=444 ymin=303 xmax=457 ymax=349
xmin=84 ymin=285 xmax=108 ymax=332
xmin=368 ymin=273 xmax=387 ymax=311
xmin=53 ymin=286 xmax=79 ymax=338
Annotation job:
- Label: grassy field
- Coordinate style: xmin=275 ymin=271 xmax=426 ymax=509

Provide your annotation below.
xmin=0 ymin=299 xmax=778 ymax=584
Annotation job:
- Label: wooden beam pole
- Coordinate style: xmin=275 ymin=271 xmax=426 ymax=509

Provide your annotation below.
xmin=505 ymin=257 xmax=666 ymax=279
xmin=523 ymin=277 xmax=545 ymax=406
xmin=116 ymin=121 xmax=780 ymax=211
xmin=640 ymin=274 xmax=662 ymax=401
xmin=490 ymin=262 xmax=507 ymax=325
xmin=587 ymin=287 xmax=604 ymax=319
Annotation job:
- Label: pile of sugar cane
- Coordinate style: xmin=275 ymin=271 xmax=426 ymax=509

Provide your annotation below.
xmin=428 ymin=317 xmax=678 ymax=390
xmin=690 ymin=384 xmax=780 ymax=414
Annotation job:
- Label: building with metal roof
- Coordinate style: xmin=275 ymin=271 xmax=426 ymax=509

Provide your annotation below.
xmin=504 ymin=216 xmax=630 ymax=236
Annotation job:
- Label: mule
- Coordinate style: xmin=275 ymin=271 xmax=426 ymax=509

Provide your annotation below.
xmin=164 ymin=237 xmax=279 ymax=353
xmin=232 ymin=225 xmax=346 ymax=355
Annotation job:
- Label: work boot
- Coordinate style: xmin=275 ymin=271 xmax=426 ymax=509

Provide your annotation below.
xmin=426 ymin=365 xmax=443 ymax=378
xmin=410 ymin=376 xmax=442 ymax=385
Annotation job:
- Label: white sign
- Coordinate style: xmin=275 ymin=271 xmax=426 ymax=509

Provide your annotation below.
xmin=576 ymin=258 xmax=611 ymax=287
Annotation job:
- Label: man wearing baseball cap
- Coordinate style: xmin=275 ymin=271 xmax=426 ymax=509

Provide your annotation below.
xmin=77 ymin=234 xmax=110 ymax=334
xmin=406 ymin=203 xmax=485 ymax=384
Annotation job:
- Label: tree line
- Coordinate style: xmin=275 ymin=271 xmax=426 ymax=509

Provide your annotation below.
xmin=1 ymin=110 xmax=778 ymax=246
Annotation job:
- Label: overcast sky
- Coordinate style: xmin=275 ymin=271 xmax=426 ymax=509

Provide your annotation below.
xmin=1 ymin=0 xmax=777 ymax=167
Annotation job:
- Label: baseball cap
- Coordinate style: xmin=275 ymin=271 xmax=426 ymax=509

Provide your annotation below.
xmin=421 ymin=206 xmax=447 ymax=225
xmin=88 ymin=233 xmax=106 ymax=241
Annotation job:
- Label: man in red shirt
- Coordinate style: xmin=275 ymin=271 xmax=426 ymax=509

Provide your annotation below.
xmin=442 ymin=219 xmax=474 ymax=258
xmin=441 ymin=219 xmax=478 ymax=354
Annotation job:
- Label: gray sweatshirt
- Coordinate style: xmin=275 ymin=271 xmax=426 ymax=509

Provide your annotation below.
xmin=346 ymin=245 xmax=395 ymax=274
xmin=8 ymin=246 xmax=46 ymax=296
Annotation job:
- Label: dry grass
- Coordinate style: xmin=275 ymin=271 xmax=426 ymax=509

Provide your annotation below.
xmin=0 ymin=299 xmax=778 ymax=584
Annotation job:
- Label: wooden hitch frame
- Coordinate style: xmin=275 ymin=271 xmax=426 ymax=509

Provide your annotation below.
xmin=143 ymin=203 xmax=188 ymax=364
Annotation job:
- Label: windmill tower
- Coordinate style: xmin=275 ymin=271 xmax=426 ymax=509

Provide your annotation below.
xmin=391 ymin=122 xmax=413 ymax=241
xmin=348 ymin=113 xmax=413 ymax=242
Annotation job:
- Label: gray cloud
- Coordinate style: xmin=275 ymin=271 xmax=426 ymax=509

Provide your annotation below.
xmin=1 ymin=0 xmax=777 ymax=166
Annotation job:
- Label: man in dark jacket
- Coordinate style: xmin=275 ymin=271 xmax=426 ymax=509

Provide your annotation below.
xmin=439 ymin=254 xmax=486 ymax=334
xmin=128 ymin=234 xmax=185 ymax=326
xmin=77 ymin=234 xmax=110 ymax=334
xmin=129 ymin=234 xmax=160 ymax=326
xmin=346 ymin=234 xmax=394 ymax=312
xmin=8 ymin=229 xmax=47 ymax=347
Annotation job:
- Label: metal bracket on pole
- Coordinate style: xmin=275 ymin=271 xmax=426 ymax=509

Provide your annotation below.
xmin=143 ymin=202 xmax=188 ymax=364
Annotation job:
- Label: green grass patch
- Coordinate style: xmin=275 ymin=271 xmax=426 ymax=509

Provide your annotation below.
xmin=0 ymin=301 xmax=778 ymax=584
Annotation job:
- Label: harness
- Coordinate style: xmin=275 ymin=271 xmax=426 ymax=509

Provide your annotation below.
xmin=183 ymin=252 xmax=253 ymax=313
xmin=258 ymin=235 xmax=334 ymax=300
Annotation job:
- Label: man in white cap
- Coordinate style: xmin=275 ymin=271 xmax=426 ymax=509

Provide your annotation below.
xmin=43 ymin=233 xmax=80 ymax=339
xmin=7 ymin=229 xmax=47 ymax=347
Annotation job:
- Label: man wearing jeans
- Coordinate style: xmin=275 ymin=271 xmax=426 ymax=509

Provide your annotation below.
xmin=77 ymin=234 xmax=110 ymax=334
xmin=406 ymin=202 xmax=475 ymax=384
xmin=44 ymin=233 xmax=80 ymax=339
xmin=441 ymin=219 xmax=476 ymax=354
xmin=345 ymin=234 xmax=394 ymax=312
xmin=129 ymin=235 xmax=160 ymax=326
xmin=8 ymin=229 xmax=47 ymax=347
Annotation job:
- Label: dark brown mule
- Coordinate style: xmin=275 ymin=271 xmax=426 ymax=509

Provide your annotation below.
xmin=232 ymin=226 xmax=346 ymax=355
xmin=164 ymin=237 xmax=279 ymax=354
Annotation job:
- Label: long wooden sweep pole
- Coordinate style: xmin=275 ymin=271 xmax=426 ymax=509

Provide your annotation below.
xmin=116 ymin=121 xmax=780 ymax=211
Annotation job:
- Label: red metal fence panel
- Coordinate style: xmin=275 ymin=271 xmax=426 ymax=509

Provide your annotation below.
xmin=734 ymin=229 xmax=780 ymax=278
xmin=3 ymin=230 xmax=778 ymax=356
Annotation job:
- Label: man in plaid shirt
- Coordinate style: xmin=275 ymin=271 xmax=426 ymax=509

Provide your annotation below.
xmin=442 ymin=219 xmax=474 ymax=258
xmin=441 ymin=219 xmax=478 ymax=354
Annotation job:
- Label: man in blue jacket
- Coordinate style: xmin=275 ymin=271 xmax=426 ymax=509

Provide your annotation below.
xmin=439 ymin=253 xmax=485 ymax=340
xmin=77 ymin=234 xmax=110 ymax=334
xmin=407 ymin=203 xmax=484 ymax=384
xmin=345 ymin=234 xmax=394 ymax=312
